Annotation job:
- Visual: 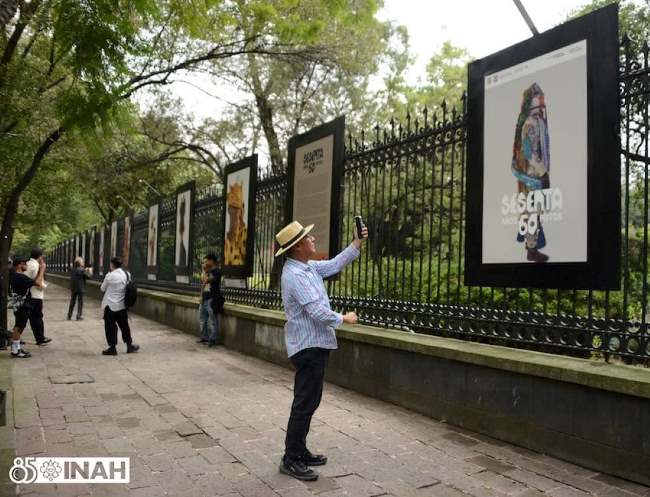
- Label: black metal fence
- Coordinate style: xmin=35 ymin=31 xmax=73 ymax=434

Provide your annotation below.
xmin=49 ymin=38 xmax=650 ymax=361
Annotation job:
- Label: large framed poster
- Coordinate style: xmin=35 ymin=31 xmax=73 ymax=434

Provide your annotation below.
xmin=110 ymin=221 xmax=118 ymax=259
xmin=286 ymin=116 xmax=345 ymax=260
xmin=122 ymin=214 xmax=132 ymax=267
xmin=222 ymin=155 xmax=257 ymax=278
xmin=465 ymin=5 xmax=619 ymax=290
xmin=88 ymin=227 xmax=96 ymax=269
xmin=99 ymin=226 xmax=106 ymax=276
xmin=174 ymin=181 xmax=195 ymax=283
xmin=147 ymin=203 xmax=160 ymax=280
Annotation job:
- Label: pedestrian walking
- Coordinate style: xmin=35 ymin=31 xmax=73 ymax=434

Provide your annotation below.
xmin=9 ymin=256 xmax=45 ymax=358
xmin=100 ymin=257 xmax=139 ymax=355
xmin=275 ymin=220 xmax=368 ymax=481
xmin=68 ymin=256 xmax=92 ymax=320
xmin=197 ymin=253 xmax=224 ymax=346
xmin=25 ymin=247 xmax=52 ymax=345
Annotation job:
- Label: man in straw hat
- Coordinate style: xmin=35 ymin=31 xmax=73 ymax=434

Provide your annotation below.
xmin=275 ymin=220 xmax=368 ymax=481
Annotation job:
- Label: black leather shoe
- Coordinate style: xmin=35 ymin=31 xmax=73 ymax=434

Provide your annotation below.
xmin=208 ymin=341 xmax=218 ymax=347
xmin=126 ymin=344 xmax=140 ymax=353
xmin=196 ymin=339 xmax=208 ymax=344
xmin=102 ymin=347 xmax=117 ymax=356
xmin=300 ymin=450 xmax=327 ymax=466
xmin=279 ymin=457 xmax=318 ymax=481
xmin=37 ymin=337 xmax=52 ymax=345
xmin=76 ymin=316 xmax=83 ymax=321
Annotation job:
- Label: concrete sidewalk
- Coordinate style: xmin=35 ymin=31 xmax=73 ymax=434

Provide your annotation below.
xmin=1 ymin=283 xmax=648 ymax=497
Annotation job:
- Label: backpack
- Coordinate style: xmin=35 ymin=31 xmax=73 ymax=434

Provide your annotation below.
xmin=122 ymin=269 xmax=138 ymax=308
xmin=7 ymin=275 xmax=29 ymax=311
xmin=7 ymin=291 xmax=28 ymax=312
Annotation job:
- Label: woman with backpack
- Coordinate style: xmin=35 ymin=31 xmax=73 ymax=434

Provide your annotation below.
xmin=100 ymin=257 xmax=139 ymax=356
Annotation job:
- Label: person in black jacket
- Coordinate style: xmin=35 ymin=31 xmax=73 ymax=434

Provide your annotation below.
xmin=68 ymin=257 xmax=92 ymax=320
xmin=197 ymin=253 xmax=223 ymax=347
xmin=9 ymin=255 xmax=45 ymax=358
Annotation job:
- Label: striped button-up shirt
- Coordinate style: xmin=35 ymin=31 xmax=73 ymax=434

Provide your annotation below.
xmin=281 ymin=244 xmax=360 ymax=357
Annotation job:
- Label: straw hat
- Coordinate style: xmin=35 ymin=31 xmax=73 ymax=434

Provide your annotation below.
xmin=275 ymin=221 xmax=314 ymax=256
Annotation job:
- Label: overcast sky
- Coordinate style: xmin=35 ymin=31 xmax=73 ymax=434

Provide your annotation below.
xmin=379 ymin=0 xmax=592 ymax=83
xmin=159 ymin=0 xmax=603 ymax=123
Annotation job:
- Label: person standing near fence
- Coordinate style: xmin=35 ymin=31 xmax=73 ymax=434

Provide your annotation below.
xmin=9 ymin=256 xmax=45 ymax=358
xmin=25 ymin=247 xmax=52 ymax=345
xmin=100 ymin=257 xmax=139 ymax=355
xmin=197 ymin=253 xmax=224 ymax=346
xmin=68 ymin=256 xmax=92 ymax=321
xmin=275 ymin=220 xmax=368 ymax=481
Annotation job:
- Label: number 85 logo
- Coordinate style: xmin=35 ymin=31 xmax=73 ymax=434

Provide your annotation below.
xmin=9 ymin=457 xmax=38 ymax=484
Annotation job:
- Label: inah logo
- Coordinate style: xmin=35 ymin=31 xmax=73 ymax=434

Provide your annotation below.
xmin=40 ymin=460 xmax=62 ymax=481
xmin=9 ymin=457 xmax=130 ymax=484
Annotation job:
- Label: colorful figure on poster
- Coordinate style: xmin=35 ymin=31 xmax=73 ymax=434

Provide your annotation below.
xmin=122 ymin=218 xmax=130 ymax=266
xmin=178 ymin=197 xmax=187 ymax=267
xmin=225 ymin=182 xmax=247 ymax=266
xmin=511 ymin=82 xmax=550 ymax=263
xmin=148 ymin=212 xmax=157 ymax=266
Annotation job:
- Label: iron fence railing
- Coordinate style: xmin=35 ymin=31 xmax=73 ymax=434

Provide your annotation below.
xmin=48 ymin=39 xmax=650 ymax=361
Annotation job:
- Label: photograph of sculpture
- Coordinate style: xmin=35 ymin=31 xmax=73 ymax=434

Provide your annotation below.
xmin=147 ymin=204 xmax=159 ymax=271
xmin=122 ymin=215 xmax=131 ymax=266
xmin=481 ymin=40 xmax=588 ymax=265
xmin=99 ymin=227 xmax=105 ymax=276
xmin=174 ymin=182 xmax=194 ymax=282
xmin=88 ymin=228 xmax=95 ymax=268
xmin=222 ymin=156 xmax=257 ymax=278
xmin=110 ymin=221 xmax=118 ymax=258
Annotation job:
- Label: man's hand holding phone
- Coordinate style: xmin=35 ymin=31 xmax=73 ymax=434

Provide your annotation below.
xmin=353 ymin=215 xmax=368 ymax=249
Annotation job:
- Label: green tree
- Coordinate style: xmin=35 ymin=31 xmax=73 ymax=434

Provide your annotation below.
xmin=0 ymin=0 xmax=356 ymax=331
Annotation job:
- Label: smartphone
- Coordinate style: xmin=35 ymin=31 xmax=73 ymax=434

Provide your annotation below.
xmin=354 ymin=215 xmax=365 ymax=239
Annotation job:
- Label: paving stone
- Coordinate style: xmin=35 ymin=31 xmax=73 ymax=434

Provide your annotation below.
xmin=335 ymin=474 xmax=385 ymax=496
xmin=4 ymin=283 xmax=647 ymax=497
xmin=66 ymin=422 xmax=95 ymax=436
xmin=50 ymin=374 xmax=94 ymax=384
xmin=465 ymin=454 xmax=517 ymax=475
xmin=177 ymin=454 xmax=213 ymax=475
xmin=143 ymin=452 xmax=175 ymax=472
xmin=198 ymin=445 xmax=238 ymax=465
xmin=175 ymin=422 xmax=203 ymax=437
xmin=185 ymin=433 xmax=218 ymax=449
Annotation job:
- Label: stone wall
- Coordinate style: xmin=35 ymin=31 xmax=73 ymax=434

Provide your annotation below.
xmin=48 ymin=274 xmax=650 ymax=485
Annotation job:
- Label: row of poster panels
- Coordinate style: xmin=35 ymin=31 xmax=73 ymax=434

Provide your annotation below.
xmin=54 ymin=5 xmax=621 ymax=292
xmin=55 ymin=219 xmax=131 ymax=278
xmin=53 ymin=111 xmax=346 ymax=283
xmin=54 ymin=156 xmax=260 ymax=283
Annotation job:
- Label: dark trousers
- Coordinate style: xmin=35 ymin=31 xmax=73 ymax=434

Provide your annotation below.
xmin=28 ymin=299 xmax=45 ymax=343
xmin=68 ymin=292 xmax=84 ymax=318
xmin=285 ymin=347 xmax=330 ymax=460
xmin=103 ymin=307 xmax=133 ymax=347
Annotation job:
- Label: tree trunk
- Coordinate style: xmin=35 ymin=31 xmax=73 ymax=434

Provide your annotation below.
xmin=0 ymin=127 xmax=64 ymax=332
